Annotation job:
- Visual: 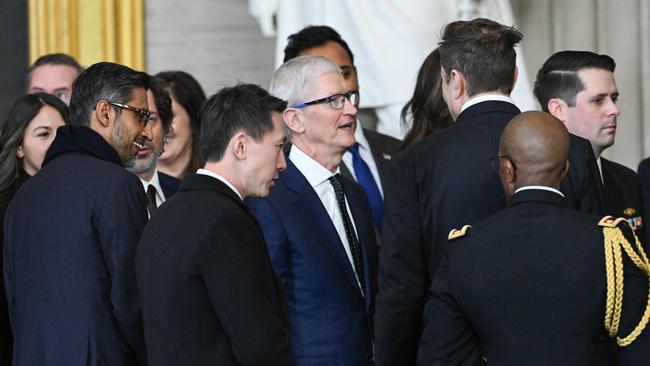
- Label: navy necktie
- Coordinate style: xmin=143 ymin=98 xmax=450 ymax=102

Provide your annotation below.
xmin=329 ymin=174 xmax=365 ymax=294
xmin=348 ymin=143 xmax=383 ymax=231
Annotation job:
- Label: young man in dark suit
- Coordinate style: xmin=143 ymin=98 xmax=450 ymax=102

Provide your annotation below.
xmin=136 ymin=84 xmax=293 ymax=365
xmin=417 ymin=111 xmax=650 ymax=365
xmin=247 ymin=55 xmax=378 ymax=366
xmin=283 ymin=25 xmax=401 ymax=231
xmin=127 ymin=76 xmax=180 ymax=217
xmin=375 ymin=18 xmax=604 ymax=365
xmin=535 ymin=50 xmax=645 ymax=243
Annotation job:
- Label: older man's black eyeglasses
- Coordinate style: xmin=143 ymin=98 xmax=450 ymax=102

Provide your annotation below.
xmin=291 ymin=90 xmax=359 ymax=110
xmin=489 ymin=155 xmax=516 ymax=173
xmin=108 ymin=101 xmax=151 ymax=126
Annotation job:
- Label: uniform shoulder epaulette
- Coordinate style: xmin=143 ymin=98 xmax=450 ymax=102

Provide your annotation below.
xmin=448 ymin=225 xmax=471 ymax=240
xmin=598 ymin=215 xmax=628 ymax=228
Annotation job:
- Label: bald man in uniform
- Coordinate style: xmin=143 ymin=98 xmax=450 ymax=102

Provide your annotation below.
xmin=416 ymin=111 xmax=650 ymax=365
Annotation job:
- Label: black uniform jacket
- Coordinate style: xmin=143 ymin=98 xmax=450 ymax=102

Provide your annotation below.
xmin=417 ymin=189 xmax=650 ymax=365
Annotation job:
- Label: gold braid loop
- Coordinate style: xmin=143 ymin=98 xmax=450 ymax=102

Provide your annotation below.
xmin=602 ymin=223 xmax=650 ymax=346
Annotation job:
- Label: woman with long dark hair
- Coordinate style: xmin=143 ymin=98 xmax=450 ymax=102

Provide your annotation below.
xmin=155 ymin=71 xmax=207 ymax=178
xmin=0 ymin=92 xmax=68 ymax=364
xmin=400 ymin=48 xmax=454 ymax=150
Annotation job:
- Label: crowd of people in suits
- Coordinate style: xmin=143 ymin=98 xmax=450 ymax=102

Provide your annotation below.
xmin=0 ymin=16 xmax=649 ymax=366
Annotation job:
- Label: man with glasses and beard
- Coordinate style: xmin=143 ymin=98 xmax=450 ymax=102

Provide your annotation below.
xmin=127 ymin=76 xmax=180 ymax=217
xmin=4 ymin=62 xmax=152 ymax=366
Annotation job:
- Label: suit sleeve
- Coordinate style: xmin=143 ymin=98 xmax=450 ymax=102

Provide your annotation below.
xmin=98 ymin=175 xmax=148 ymax=365
xmin=416 ymin=254 xmax=485 ymax=366
xmin=374 ymin=158 xmax=428 ymax=365
xmin=200 ymin=212 xmax=293 ymax=366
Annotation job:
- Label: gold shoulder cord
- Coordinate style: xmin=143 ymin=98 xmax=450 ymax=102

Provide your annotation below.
xmin=601 ymin=217 xmax=650 ymax=346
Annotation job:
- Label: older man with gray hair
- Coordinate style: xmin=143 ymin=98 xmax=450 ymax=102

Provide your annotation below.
xmin=247 ymin=55 xmax=378 ymax=366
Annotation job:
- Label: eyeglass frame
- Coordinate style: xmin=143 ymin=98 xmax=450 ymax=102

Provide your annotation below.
xmin=488 ymin=155 xmax=517 ymax=173
xmin=107 ymin=101 xmax=151 ymax=126
xmin=291 ymin=90 xmax=359 ymax=110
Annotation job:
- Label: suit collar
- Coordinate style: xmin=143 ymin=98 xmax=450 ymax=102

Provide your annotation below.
xmin=456 ymin=100 xmax=521 ymax=123
xmin=509 ymin=188 xmax=568 ymax=208
xmin=179 ymin=173 xmax=246 ymax=210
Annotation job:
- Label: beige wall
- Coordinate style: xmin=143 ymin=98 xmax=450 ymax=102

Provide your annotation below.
xmin=513 ymin=0 xmax=650 ymax=169
xmin=145 ymin=0 xmax=275 ymax=96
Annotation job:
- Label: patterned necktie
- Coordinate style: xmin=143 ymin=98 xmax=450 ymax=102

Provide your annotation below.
xmin=348 ymin=143 xmax=383 ymax=231
xmin=146 ymin=185 xmax=158 ymax=217
xmin=328 ymin=173 xmax=365 ymax=293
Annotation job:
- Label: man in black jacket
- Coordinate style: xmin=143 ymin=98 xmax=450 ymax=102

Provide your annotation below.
xmin=4 ymin=62 xmax=152 ymax=365
xmin=375 ymin=18 xmax=604 ymax=365
xmin=136 ymin=83 xmax=293 ymax=366
xmin=417 ymin=111 xmax=650 ymax=365
xmin=535 ymin=50 xmax=645 ymax=244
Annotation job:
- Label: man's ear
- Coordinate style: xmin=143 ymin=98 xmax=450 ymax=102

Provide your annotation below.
xmin=449 ymin=69 xmax=466 ymax=100
xmin=512 ymin=65 xmax=519 ymax=89
xmin=283 ymin=108 xmax=305 ymax=134
xmin=94 ymin=100 xmax=113 ymax=128
xmin=547 ymin=98 xmax=569 ymax=122
xmin=560 ymin=160 xmax=570 ymax=180
xmin=501 ymin=158 xmax=516 ymax=184
xmin=231 ymin=132 xmax=247 ymax=160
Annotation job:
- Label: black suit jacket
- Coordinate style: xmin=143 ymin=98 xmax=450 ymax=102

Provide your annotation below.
xmin=340 ymin=128 xmax=401 ymax=190
xmin=374 ymin=101 xmax=605 ymax=365
xmin=417 ymin=189 xmax=650 ymax=365
xmin=135 ymin=174 xmax=293 ymax=366
xmin=637 ymin=157 xmax=650 ymax=243
xmin=157 ymin=170 xmax=180 ymax=199
xmin=600 ymin=157 xmax=646 ymax=244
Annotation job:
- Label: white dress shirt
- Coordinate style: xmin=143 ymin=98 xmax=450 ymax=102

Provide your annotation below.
xmin=140 ymin=169 xmax=166 ymax=208
xmin=290 ymin=145 xmax=362 ymax=288
xmin=460 ymin=94 xmax=514 ymax=114
xmin=196 ymin=168 xmax=243 ymax=201
xmin=341 ymin=124 xmax=384 ymax=197
xmin=514 ymin=185 xmax=565 ymax=197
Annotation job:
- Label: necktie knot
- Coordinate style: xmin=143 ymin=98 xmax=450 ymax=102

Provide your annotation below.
xmin=348 ymin=142 xmax=361 ymax=156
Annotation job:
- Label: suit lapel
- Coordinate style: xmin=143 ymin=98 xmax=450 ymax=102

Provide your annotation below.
xmin=283 ymin=161 xmax=364 ymax=297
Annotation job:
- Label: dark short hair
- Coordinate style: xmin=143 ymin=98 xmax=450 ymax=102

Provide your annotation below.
xmin=68 ymin=62 xmax=149 ymax=126
xmin=533 ymin=51 xmax=616 ymax=112
xmin=401 ymin=48 xmax=453 ymax=149
xmin=439 ymin=18 xmax=522 ymax=96
xmin=199 ymin=83 xmax=286 ymax=162
xmin=0 ymin=93 xmax=69 ymax=189
xmin=148 ymin=76 xmax=173 ymax=134
xmin=155 ymin=70 xmax=207 ymax=173
xmin=283 ymin=25 xmax=354 ymax=64
xmin=26 ymin=53 xmax=84 ymax=87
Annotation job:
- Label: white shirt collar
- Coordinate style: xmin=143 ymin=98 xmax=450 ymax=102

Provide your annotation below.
xmin=289 ymin=145 xmax=339 ymax=188
xmin=514 ymin=185 xmax=565 ymax=197
xmin=196 ymin=168 xmax=243 ymax=200
xmin=354 ymin=123 xmax=369 ymax=151
xmin=460 ymin=94 xmax=514 ymax=114
xmin=139 ymin=168 xmax=164 ymax=201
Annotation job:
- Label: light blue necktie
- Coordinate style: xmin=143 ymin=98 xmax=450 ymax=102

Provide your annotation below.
xmin=348 ymin=143 xmax=383 ymax=231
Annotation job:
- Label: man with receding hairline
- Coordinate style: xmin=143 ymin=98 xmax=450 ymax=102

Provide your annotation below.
xmin=417 ymin=111 xmax=650 ymax=365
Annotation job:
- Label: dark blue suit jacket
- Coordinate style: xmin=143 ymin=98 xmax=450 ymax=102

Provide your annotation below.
xmin=417 ymin=189 xmax=650 ymax=365
xmin=247 ymin=159 xmax=378 ymax=366
xmin=3 ymin=126 xmax=147 ymax=365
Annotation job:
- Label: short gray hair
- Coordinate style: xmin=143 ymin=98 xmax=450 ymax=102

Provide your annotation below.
xmin=269 ymin=55 xmax=342 ymax=107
